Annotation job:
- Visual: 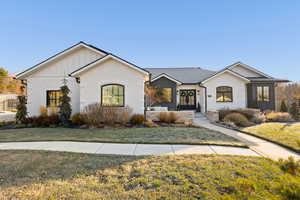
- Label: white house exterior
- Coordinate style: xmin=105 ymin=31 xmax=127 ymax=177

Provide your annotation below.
xmin=16 ymin=42 xmax=288 ymax=116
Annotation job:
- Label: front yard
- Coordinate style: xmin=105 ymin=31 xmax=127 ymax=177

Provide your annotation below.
xmin=0 ymin=150 xmax=299 ymax=199
xmin=243 ymin=122 xmax=300 ymax=152
xmin=0 ymin=127 xmax=245 ymax=146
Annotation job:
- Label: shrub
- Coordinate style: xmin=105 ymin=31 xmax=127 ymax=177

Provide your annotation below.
xmin=289 ymin=102 xmax=299 ymax=120
xmin=280 ymin=100 xmax=288 ymax=112
xmin=266 ymin=112 xmax=293 ymax=122
xmin=168 ymin=112 xmax=179 ymax=123
xmin=219 ymin=109 xmax=257 ymax=121
xmin=223 ymin=113 xmax=250 ymax=127
xmin=252 ymin=113 xmax=266 ymax=124
xmin=24 ymin=114 xmax=60 ymax=127
xmin=71 ymin=113 xmax=86 ymax=126
xmin=39 ymin=105 xmax=47 ymax=117
xmin=158 ymin=112 xmax=169 ymax=123
xmin=15 ymin=95 xmax=27 ymax=123
xmin=83 ymin=103 xmax=104 ymax=127
xmin=103 ymin=107 xmax=119 ymax=125
xmin=119 ymin=106 xmax=132 ymax=125
xmin=278 ymin=156 xmax=300 ymax=176
xmin=130 ymin=114 xmax=145 ymax=125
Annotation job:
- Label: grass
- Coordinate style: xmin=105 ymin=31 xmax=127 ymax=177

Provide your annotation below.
xmin=0 ymin=127 xmax=245 ymax=146
xmin=0 ymin=150 xmax=299 ymax=199
xmin=243 ymin=122 xmax=300 ymax=151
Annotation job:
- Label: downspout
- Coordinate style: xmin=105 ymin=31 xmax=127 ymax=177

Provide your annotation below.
xmin=199 ymin=84 xmax=207 ymax=113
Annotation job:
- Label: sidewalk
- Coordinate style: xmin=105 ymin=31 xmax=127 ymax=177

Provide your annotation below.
xmin=193 ymin=115 xmax=300 ymax=160
xmin=0 ymin=141 xmax=259 ymax=156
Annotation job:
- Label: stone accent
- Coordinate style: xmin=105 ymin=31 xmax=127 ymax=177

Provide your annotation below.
xmin=146 ymin=111 xmax=194 ymax=123
xmin=206 ymin=110 xmax=219 ymax=122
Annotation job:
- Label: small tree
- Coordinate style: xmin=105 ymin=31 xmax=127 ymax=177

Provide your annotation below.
xmin=59 ymin=78 xmax=72 ymax=126
xmin=15 ymin=95 xmax=27 ymax=123
xmin=289 ymin=102 xmax=299 ymax=120
xmin=280 ymin=100 xmax=288 ymax=112
xmin=145 ymin=85 xmax=166 ymax=108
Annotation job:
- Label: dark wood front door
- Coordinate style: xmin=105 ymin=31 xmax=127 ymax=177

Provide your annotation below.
xmin=179 ymin=89 xmax=196 ymax=110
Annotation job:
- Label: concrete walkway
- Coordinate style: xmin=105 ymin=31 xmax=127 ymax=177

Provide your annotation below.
xmin=0 ymin=141 xmax=259 ymax=156
xmin=194 ymin=114 xmax=300 ymax=160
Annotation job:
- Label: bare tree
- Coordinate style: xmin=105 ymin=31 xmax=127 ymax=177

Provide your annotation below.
xmin=276 ymin=82 xmax=300 ymax=110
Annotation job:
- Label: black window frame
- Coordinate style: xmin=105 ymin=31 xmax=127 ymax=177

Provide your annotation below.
xmin=256 ymin=86 xmax=270 ymax=102
xmin=216 ymin=86 xmax=233 ymax=102
xmin=101 ymin=84 xmax=125 ymax=107
xmin=46 ymin=90 xmax=62 ymax=108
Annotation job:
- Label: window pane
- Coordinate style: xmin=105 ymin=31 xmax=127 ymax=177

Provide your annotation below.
xmin=257 ymin=86 xmax=263 ymax=101
xmin=101 ymin=85 xmax=124 ymax=106
xmin=47 ymin=90 xmax=62 ymax=107
xmin=216 ymin=86 xmax=232 ymax=102
xmin=156 ymin=88 xmax=172 ymax=103
xmin=263 ymin=86 xmax=269 ymax=102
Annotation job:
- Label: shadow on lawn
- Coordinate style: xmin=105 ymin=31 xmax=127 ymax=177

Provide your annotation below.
xmin=0 ymin=150 xmax=146 ymax=189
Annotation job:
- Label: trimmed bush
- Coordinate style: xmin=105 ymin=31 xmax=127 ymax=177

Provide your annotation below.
xmin=223 ymin=113 xmax=250 ymax=127
xmin=130 ymin=114 xmax=145 ymax=125
xmin=158 ymin=112 xmax=179 ymax=123
xmin=219 ymin=109 xmax=257 ymax=121
xmin=15 ymin=95 xmax=27 ymax=123
xmin=266 ymin=112 xmax=293 ymax=122
xmin=168 ymin=112 xmax=179 ymax=123
xmin=24 ymin=114 xmax=60 ymax=127
xmin=71 ymin=113 xmax=86 ymax=126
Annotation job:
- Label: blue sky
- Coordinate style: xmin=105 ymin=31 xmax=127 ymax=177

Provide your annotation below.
xmin=1 ymin=0 xmax=299 ymax=81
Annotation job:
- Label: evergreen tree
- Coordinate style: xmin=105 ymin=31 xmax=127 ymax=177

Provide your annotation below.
xmin=16 ymin=96 xmax=27 ymax=123
xmin=289 ymin=102 xmax=299 ymax=120
xmin=59 ymin=78 xmax=72 ymax=126
xmin=280 ymin=100 xmax=288 ymax=112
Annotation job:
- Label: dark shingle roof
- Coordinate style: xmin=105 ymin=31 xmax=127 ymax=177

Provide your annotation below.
xmin=145 ymin=67 xmax=216 ymax=84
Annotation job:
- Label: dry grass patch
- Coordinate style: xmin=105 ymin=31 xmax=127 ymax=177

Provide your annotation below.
xmin=0 ymin=150 xmax=299 ymax=199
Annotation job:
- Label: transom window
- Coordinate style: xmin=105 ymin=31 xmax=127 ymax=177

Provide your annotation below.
xmin=216 ymin=86 xmax=233 ymax=102
xmin=46 ymin=90 xmax=62 ymax=107
xmin=101 ymin=84 xmax=124 ymax=106
xmin=257 ymin=86 xmax=269 ymax=102
xmin=156 ymin=88 xmax=172 ymax=103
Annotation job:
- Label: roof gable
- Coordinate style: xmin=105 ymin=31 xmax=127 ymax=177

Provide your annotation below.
xmin=69 ymin=54 xmax=149 ymax=77
xmin=226 ymin=62 xmax=272 ymax=78
xmin=201 ymin=69 xmax=250 ymax=84
xmin=16 ymin=42 xmax=107 ymax=79
xmin=151 ymin=73 xmax=182 ymax=84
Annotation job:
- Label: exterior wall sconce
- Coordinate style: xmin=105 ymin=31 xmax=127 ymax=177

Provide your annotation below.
xmin=76 ymin=77 xmax=80 ymax=84
xmin=197 ymin=90 xmax=200 ymax=95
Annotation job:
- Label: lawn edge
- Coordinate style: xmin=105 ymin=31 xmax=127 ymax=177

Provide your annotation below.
xmin=212 ymin=122 xmax=300 ymax=154
xmin=0 ymin=139 xmax=248 ymax=148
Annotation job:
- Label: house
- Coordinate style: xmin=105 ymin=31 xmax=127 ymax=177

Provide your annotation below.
xmin=16 ymin=42 xmax=288 ymax=116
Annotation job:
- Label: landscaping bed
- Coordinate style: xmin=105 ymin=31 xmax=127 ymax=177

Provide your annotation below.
xmin=243 ymin=122 xmax=300 ymax=152
xmin=0 ymin=127 xmax=246 ymax=147
xmin=0 ymin=150 xmax=299 ymax=199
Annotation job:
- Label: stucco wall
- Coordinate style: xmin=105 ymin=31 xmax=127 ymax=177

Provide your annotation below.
xmin=202 ymin=72 xmax=248 ymax=111
xmin=79 ymin=58 xmax=146 ymax=114
xmin=26 ymin=47 xmax=103 ymax=116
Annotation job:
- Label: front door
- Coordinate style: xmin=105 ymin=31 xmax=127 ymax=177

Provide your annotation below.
xmin=179 ymin=89 xmax=196 ymax=110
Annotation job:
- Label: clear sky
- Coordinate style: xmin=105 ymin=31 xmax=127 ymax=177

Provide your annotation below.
xmin=1 ymin=0 xmax=299 ymax=81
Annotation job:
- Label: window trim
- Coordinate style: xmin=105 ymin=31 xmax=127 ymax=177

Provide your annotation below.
xmin=256 ymin=86 xmax=270 ymax=102
xmin=101 ymin=84 xmax=125 ymax=107
xmin=216 ymin=86 xmax=233 ymax=103
xmin=46 ymin=90 xmax=61 ymax=108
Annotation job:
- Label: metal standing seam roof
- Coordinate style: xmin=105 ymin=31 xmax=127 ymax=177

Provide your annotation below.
xmin=144 ymin=67 xmax=216 ymax=84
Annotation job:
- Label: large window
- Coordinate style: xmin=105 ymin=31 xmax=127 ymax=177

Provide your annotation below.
xmin=216 ymin=86 xmax=233 ymax=102
xmin=156 ymin=88 xmax=172 ymax=103
xmin=46 ymin=90 xmax=62 ymax=107
xmin=257 ymin=86 xmax=269 ymax=102
xmin=101 ymin=84 xmax=124 ymax=106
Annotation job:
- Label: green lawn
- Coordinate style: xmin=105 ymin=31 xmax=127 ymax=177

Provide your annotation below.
xmin=0 ymin=150 xmax=299 ymax=199
xmin=243 ymin=122 xmax=300 ymax=152
xmin=0 ymin=127 xmax=245 ymax=146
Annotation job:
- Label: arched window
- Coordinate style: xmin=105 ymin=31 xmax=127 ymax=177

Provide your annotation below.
xmin=216 ymin=86 xmax=233 ymax=102
xmin=101 ymin=84 xmax=124 ymax=106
